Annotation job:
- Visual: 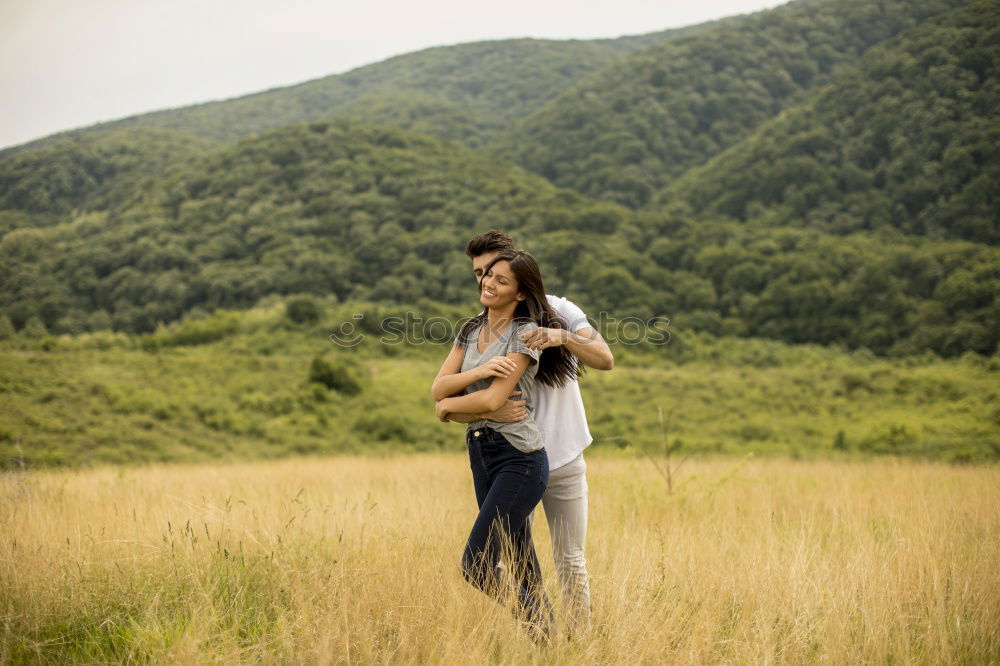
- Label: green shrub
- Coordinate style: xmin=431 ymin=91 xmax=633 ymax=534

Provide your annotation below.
xmin=308 ymin=357 xmax=362 ymax=396
xmin=841 ymin=372 xmax=872 ymax=394
xmin=286 ymin=298 xmax=321 ymax=325
xmin=738 ymin=424 xmax=774 ymax=442
xmin=859 ymin=423 xmax=915 ymax=453
xmin=0 ymin=314 xmax=14 ymax=340
xmin=352 ymin=413 xmax=412 ymax=442
xmin=155 ymin=311 xmax=241 ymax=346
xmin=22 ymin=315 xmax=48 ymax=338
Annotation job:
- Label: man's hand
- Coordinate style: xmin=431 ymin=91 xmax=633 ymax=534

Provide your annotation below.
xmin=437 ymin=391 xmax=526 ymax=423
xmin=483 ymin=391 xmax=526 ymax=422
xmin=520 ymin=327 xmax=570 ymax=351
xmin=522 ymin=324 xmax=614 ymax=371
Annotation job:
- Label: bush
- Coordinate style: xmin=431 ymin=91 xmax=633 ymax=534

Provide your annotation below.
xmin=155 ymin=311 xmax=241 ymax=346
xmin=0 ymin=314 xmax=14 ymax=340
xmin=22 ymin=315 xmax=48 ymax=338
xmin=308 ymin=357 xmax=362 ymax=396
xmin=840 ymin=372 xmax=872 ymax=394
xmin=286 ymin=298 xmax=321 ymax=325
xmin=352 ymin=413 xmax=412 ymax=442
xmin=738 ymin=424 xmax=774 ymax=442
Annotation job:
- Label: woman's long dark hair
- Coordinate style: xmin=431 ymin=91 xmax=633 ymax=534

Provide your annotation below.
xmin=457 ymin=249 xmax=581 ymax=388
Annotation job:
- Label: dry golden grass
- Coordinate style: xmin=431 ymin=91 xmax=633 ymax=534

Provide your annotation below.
xmin=1 ymin=455 xmax=998 ymax=664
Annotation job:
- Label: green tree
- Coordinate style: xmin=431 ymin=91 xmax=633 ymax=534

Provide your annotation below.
xmin=0 ymin=313 xmax=14 ymax=339
xmin=286 ymin=297 xmax=322 ymax=325
xmin=22 ymin=315 xmax=48 ymax=338
xmin=309 ymin=357 xmax=362 ymax=396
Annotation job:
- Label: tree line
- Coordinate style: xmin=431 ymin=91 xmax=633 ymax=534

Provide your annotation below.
xmin=1 ymin=120 xmax=995 ymax=357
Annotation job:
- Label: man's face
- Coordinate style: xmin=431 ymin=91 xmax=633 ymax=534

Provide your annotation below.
xmin=471 ymin=251 xmax=499 ymax=285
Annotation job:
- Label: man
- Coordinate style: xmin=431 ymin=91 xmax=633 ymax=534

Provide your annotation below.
xmin=441 ymin=228 xmax=613 ymax=631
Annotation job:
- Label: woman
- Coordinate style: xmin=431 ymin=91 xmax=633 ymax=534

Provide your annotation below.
xmin=432 ymin=249 xmax=578 ymax=641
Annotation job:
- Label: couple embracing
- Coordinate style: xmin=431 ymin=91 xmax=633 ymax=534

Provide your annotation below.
xmin=431 ymin=229 xmax=614 ymax=641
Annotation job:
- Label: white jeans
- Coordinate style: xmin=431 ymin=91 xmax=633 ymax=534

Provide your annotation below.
xmin=534 ymin=452 xmax=590 ymax=629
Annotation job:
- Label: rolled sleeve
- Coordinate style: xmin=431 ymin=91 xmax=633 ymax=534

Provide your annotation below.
xmin=507 ymin=321 xmax=541 ymax=363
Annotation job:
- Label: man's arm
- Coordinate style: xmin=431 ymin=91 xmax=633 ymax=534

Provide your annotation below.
xmin=520 ymin=326 xmax=614 ymax=371
xmin=564 ymin=326 xmax=614 ymax=370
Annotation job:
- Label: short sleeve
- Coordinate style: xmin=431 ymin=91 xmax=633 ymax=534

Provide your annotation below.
xmin=453 ymin=318 xmax=480 ymax=349
xmin=506 ymin=321 xmax=541 ymax=363
xmin=553 ymin=297 xmax=592 ymax=333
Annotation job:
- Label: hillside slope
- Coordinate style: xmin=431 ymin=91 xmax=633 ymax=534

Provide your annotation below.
xmin=0 ymin=128 xmax=217 ymax=233
xmin=0 ymin=120 xmax=622 ymax=333
xmin=660 ymin=0 xmax=1000 ymax=244
xmin=0 ymin=28 xmax=704 ymax=157
xmin=1 ymin=2 xmax=997 ymax=357
xmin=1 ymin=120 xmax=997 ymax=357
xmin=497 ymin=0 xmax=971 ymax=207
xmin=2 ymin=304 xmax=996 ymax=468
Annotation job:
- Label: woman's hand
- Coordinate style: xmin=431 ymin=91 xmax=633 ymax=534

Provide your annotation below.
xmin=435 ymin=400 xmax=451 ymax=422
xmin=477 ymin=355 xmax=518 ymax=381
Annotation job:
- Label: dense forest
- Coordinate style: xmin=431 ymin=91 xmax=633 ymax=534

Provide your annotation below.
xmin=497 ymin=0 xmax=972 ymax=207
xmin=661 ymin=0 xmax=1000 ymax=243
xmin=1 ymin=120 xmax=996 ymax=356
xmin=0 ymin=128 xmax=218 ymax=227
xmin=0 ymin=0 xmax=996 ymax=359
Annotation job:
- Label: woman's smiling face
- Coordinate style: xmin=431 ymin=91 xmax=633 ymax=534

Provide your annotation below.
xmin=479 ymin=260 xmax=521 ymax=307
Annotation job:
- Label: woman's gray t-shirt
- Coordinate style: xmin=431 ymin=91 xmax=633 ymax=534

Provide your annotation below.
xmin=455 ymin=318 xmax=544 ymax=453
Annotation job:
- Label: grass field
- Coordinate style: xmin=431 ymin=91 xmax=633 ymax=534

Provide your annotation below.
xmin=2 ymin=455 xmax=998 ymax=664
xmin=2 ymin=301 xmax=998 ymax=468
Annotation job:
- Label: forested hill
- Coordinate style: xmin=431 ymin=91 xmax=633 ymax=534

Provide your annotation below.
xmin=0 ymin=129 xmax=218 ymax=231
xmin=660 ymin=0 xmax=1000 ymax=245
xmin=0 ymin=121 xmax=618 ymax=334
xmin=1 ymin=120 xmax=997 ymax=357
xmin=0 ymin=26 xmax=708 ymax=158
xmin=1 ymin=0 xmax=997 ymax=358
xmin=496 ymin=0 xmax=972 ymax=208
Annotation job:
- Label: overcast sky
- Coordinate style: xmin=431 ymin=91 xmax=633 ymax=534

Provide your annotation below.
xmin=0 ymin=0 xmax=787 ymax=150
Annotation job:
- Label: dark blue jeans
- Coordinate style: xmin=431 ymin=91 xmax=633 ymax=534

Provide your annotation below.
xmin=463 ymin=426 xmax=554 ymax=636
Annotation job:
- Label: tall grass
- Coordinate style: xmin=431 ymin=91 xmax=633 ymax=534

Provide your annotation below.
xmin=2 ymin=455 xmax=997 ymax=663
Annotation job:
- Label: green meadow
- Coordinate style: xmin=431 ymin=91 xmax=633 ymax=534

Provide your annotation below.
xmin=2 ymin=299 xmax=996 ymax=470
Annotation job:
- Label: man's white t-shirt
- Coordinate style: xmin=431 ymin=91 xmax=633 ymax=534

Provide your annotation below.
xmin=534 ymin=295 xmax=594 ymax=470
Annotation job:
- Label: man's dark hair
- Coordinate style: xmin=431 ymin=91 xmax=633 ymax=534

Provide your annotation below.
xmin=465 ymin=229 xmax=516 ymax=258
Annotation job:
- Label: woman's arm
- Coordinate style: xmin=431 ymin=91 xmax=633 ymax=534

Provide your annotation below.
xmin=436 ymin=352 xmax=532 ymax=421
xmin=430 ymin=345 xmax=518 ymax=402
xmin=439 ymin=391 xmax=527 ymax=423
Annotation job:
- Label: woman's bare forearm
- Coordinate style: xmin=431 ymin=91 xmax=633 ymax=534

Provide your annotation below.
xmin=431 ymin=369 xmax=482 ymax=401
xmin=444 ymin=411 xmax=484 ymax=424
xmin=438 ymin=390 xmax=498 ymax=418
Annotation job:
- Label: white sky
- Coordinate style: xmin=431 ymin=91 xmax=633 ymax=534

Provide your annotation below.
xmin=0 ymin=0 xmax=787 ymax=149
